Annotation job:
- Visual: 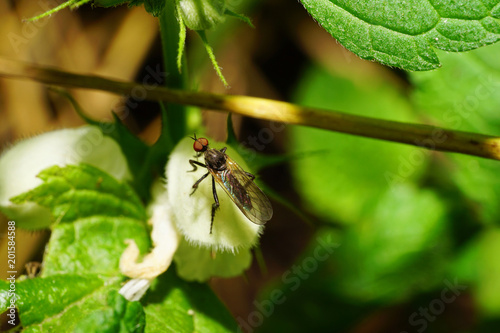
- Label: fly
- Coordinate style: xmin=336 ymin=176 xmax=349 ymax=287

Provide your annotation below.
xmin=188 ymin=134 xmax=273 ymax=234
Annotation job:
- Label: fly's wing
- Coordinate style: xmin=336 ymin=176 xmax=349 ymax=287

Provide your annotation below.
xmin=209 ymin=157 xmax=273 ymax=225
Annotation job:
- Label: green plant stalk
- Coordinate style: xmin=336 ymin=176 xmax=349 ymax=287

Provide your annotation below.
xmin=1 ymin=57 xmax=499 ymax=161
xmin=159 ymin=0 xmax=187 ymax=144
xmin=25 ymin=0 xmax=91 ymax=21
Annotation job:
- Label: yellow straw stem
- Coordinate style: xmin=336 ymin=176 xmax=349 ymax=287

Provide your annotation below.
xmin=1 ymin=57 xmax=499 ymax=161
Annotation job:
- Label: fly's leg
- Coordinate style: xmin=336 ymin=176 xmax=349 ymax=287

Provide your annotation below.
xmin=191 ymin=172 xmax=209 ymax=195
xmin=245 ymin=172 xmax=255 ymax=181
xmin=210 ymin=176 xmax=219 ymax=234
xmin=189 ymin=159 xmax=206 ymax=172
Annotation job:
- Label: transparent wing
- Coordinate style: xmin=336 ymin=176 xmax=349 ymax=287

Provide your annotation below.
xmin=210 ymin=157 xmax=273 ymax=225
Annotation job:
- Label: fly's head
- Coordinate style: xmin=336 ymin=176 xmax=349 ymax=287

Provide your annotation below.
xmin=191 ymin=134 xmax=209 ymax=153
xmin=191 ymin=134 xmax=227 ymax=170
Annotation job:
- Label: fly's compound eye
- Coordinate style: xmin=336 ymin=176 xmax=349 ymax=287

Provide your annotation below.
xmin=193 ymin=138 xmax=209 ymax=152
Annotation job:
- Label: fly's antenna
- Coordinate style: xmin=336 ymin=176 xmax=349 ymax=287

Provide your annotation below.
xmin=190 ymin=133 xmax=197 ymax=141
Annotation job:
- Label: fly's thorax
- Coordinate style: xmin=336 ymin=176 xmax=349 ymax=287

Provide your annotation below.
xmin=204 ymin=148 xmax=227 ymax=171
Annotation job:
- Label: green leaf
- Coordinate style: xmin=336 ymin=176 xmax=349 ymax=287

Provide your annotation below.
xmin=197 ymin=30 xmax=228 ymax=87
xmin=0 ymin=164 xmax=151 ymax=330
xmin=143 ymin=268 xmax=238 ymax=333
xmin=19 ymin=279 xmax=127 ymax=332
xmin=11 ymin=164 xmax=150 ymax=276
xmin=410 ymin=43 xmax=500 ymax=224
xmin=108 ymin=113 xmax=153 ymax=201
xmin=334 ymin=185 xmax=451 ymax=302
xmin=0 ymin=274 xmax=120 ymax=327
xmin=178 ymin=0 xmax=226 ymax=30
xmin=153 ymin=103 xmax=176 ymax=156
xmin=225 ymin=114 xmax=238 ymax=146
xmin=11 ymin=164 xmax=144 ymax=223
xmin=224 ymin=9 xmax=254 ymax=28
xmin=299 ymin=0 xmax=500 ymax=71
xmin=0 ymin=165 xmax=151 ymax=330
xmin=291 ymin=64 xmax=423 ymax=225
xmin=74 ymin=290 xmax=145 ymax=333
xmin=176 ymin=5 xmax=187 ymax=72
xmin=42 ymin=215 xmax=150 ymax=276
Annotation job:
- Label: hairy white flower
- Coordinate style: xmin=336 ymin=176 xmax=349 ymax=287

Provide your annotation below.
xmin=173 ymin=238 xmax=252 ymax=282
xmin=0 ymin=126 xmax=130 ymax=228
xmin=166 ymin=137 xmax=262 ymax=252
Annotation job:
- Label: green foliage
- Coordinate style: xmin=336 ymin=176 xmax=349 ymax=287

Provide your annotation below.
xmin=4 ymin=164 xmax=148 ymax=329
xmin=178 ymin=0 xmax=226 ymax=30
xmin=11 ymin=164 xmax=145 ymax=223
xmin=299 ymin=0 xmax=500 ymax=70
xmin=11 ymin=164 xmax=150 ymax=276
xmin=333 ymin=185 xmax=450 ymax=302
xmin=74 ymin=291 xmax=145 ymax=333
xmin=259 ymin=25 xmax=500 ymax=333
xmin=0 ymin=164 xmax=238 ymax=331
xmin=411 ymin=43 xmax=500 ymax=225
xmin=0 ymin=275 xmax=105 ymax=326
xmin=142 ymin=269 xmax=238 ymax=333
xmin=0 ymin=274 xmax=127 ymax=332
xmin=410 ymin=42 xmax=500 ymax=320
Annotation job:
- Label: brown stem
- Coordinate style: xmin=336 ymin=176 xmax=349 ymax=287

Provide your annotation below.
xmin=1 ymin=57 xmax=499 ymax=161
